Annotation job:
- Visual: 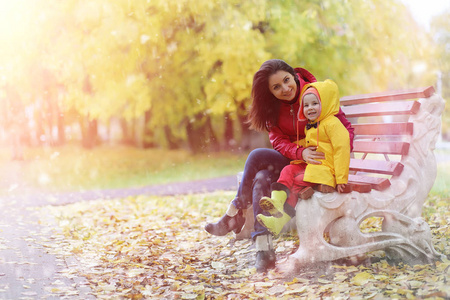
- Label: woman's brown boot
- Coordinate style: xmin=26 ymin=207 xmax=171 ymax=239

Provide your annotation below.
xmin=204 ymin=210 xmax=245 ymax=236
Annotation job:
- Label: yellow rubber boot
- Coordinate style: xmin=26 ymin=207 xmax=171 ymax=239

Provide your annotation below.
xmin=259 ymin=189 xmax=287 ymax=217
xmin=256 ymin=212 xmax=292 ymax=236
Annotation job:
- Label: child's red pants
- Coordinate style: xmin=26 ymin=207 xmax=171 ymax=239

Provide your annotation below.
xmin=277 ymin=163 xmax=315 ymax=208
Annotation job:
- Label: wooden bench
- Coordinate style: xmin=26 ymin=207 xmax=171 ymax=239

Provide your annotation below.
xmin=343 ymin=86 xmax=434 ymax=194
xmin=236 ymin=86 xmax=445 ymax=268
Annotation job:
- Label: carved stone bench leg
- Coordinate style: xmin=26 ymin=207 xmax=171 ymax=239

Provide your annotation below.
xmin=281 ymin=194 xmax=396 ymax=271
xmin=380 ymin=211 xmax=445 ymax=264
xmin=288 ymin=197 xmax=353 ymax=265
xmin=280 ymin=195 xmax=445 ymax=273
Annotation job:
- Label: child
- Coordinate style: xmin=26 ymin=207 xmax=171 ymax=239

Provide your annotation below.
xmin=256 ymin=79 xmax=351 ymax=236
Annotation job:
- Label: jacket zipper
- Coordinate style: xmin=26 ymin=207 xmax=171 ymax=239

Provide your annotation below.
xmin=290 ymin=104 xmax=296 ymax=131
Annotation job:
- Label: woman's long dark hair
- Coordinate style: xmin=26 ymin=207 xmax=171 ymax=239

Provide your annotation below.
xmin=247 ymin=59 xmax=299 ymax=131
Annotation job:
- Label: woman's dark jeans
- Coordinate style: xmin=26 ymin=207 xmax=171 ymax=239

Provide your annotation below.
xmin=231 ymin=148 xmax=291 ymax=239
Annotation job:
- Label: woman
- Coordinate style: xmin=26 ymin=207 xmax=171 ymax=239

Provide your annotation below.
xmin=205 ymin=59 xmax=354 ymax=272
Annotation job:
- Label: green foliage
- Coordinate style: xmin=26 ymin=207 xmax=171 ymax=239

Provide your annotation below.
xmin=0 ymin=0 xmax=445 ymax=148
xmin=262 ymin=0 xmax=437 ymax=95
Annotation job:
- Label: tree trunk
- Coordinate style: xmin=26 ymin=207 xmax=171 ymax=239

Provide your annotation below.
xmin=205 ymin=115 xmax=220 ymax=152
xmin=57 ymin=107 xmax=65 ymax=146
xmin=130 ymin=118 xmax=137 ymax=147
xmin=142 ymin=109 xmax=156 ymax=148
xmin=80 ymin=76 xmax=98 ymax=148
xmin=35 ymin=109 xmax=45 ymax=145
xmin=81 ymin=117 xmax=98 ymax=149
xmin=186 ymin=113 xmax=208 ymax=154
xmin=237 ymin=112 xmax=252 ymax=151
xmin=237 ymin=102 xmax=253 ymax=151
xmin=164 ymin=125 xmax=180 ymax=150
xmin=224 ymin=112 xmax=235 ymax=150
xmin=120 ymin=118 xmax=133 ymax=145
xmin=43 ymin=96 xmax=55 ymax=146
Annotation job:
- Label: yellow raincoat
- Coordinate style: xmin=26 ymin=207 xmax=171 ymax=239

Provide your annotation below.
xmin=296 ymin=80 xmax=350 ymax=187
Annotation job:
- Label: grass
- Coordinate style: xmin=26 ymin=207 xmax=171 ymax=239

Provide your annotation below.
xmin=0 ymin=144 xmax=448 ymax=198
xmin=0 ymin=144 xmax=247 ymax=193
xmin=432 ymin=148 xmax=450 ymax=197
xmin=432 ymin=161 xmax=450 ymax=197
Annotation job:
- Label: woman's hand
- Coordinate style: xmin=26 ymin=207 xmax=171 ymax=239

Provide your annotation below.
xmin=336 ymin=184 xmax=347 ymax=193
xmin=302 ymin=146 xmax=324 ymax=165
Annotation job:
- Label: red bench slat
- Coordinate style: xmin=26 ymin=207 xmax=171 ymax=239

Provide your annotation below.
xmin=348 ymin=175 xmax=391 ymax=191
xmin=349 ymin=159 xmax=404 ymax=176
xmin=340 ymin=86 xmax=435 ymax=106
xmin=353 ymin=141 xmax=410 ymax=155
xmin=304 ymin=87 xmax=431 ymax=195
xmin=352 ymin=123 xmax=413 ymax=136
xmin=342 ymin=101 xmax=421 ymax=118
xmin=348 ymin=182 xmax=372 ymax=193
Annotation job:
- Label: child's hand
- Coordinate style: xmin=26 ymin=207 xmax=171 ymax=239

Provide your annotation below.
xmin=336 ymin=184 xmax=347 ymax=193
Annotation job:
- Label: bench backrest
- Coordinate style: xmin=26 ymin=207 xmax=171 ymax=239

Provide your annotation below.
xmin=340 ymin=86 xmax=436 ymax=192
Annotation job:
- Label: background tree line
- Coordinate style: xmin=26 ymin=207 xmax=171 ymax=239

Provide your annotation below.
xmin=0 ymin=0 xmax=448 ymax=154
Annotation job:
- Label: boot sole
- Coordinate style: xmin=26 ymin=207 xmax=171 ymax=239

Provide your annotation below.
xmin=299 ymin=186 xmax=314 ymax=200
xmin=259 ymin=198 xmax=282 ymax=218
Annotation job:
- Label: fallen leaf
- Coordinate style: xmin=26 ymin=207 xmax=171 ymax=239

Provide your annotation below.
xmin=352 ymin=271 xmax=374 ymax=286
xmin=267 ymin=285 xmax=286 ymax=295
xmin=254 ymin=282 xmax=274 ymax=287
xmin=211 ymin=261 xmax=225 ymax=270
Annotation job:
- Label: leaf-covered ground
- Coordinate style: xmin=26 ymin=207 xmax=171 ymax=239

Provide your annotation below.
xmin=38 ymin=192 xmax=449 ymax=299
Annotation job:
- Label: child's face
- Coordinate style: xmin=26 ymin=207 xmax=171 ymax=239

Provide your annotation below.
xmin=303 ymin=93 xmax=321 ymax=122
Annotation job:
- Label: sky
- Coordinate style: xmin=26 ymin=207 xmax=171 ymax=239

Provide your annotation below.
xmin=401 ymin=0 xmax=450 ymax=30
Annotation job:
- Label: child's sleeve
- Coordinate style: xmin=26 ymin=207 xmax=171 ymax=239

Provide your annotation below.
xmin=326 ymin=119 xmax=350 ymax=184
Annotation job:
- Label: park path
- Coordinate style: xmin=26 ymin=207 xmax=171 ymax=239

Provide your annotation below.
xmin=0 ymin=160 xmax=237 ymax=299
xmin=0 ymin=161 xmax=97 ymax=299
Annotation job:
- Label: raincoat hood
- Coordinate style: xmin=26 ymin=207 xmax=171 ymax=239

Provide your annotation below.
xmin=297 ymin=79 xmax=340 ymax=123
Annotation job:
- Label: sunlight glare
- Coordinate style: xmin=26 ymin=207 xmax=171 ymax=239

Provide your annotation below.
xmin=0 ymin=1 xmax=32 ymax=39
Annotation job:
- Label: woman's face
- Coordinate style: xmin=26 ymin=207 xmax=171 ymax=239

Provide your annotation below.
xmin=268 ymin=71 xmax=297 ymax=102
